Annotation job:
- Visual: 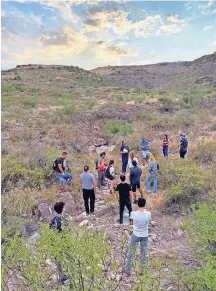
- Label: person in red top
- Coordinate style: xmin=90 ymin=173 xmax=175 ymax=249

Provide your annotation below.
xmin=161 ymin=134 xmax=170 ymax=157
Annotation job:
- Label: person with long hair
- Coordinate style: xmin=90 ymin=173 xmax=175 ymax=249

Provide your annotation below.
xmin=128 ymin=151 xmax=139 ymax=169
xmin=162 ymin=134 xmax=170 ymax=157
xmin=106 ymin=160 xmax=117 ymax=194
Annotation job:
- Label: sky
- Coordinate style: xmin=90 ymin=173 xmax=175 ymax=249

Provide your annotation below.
xmin=1 ymin=0 xmax=216 ymax=70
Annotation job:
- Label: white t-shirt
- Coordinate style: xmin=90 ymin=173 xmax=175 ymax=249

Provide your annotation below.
xmin=128 ymin=157 xmax=139 ymax=169
xmin=109 ymin=166 xmax=115 ymax=175
xmin=130 ymin=210 xmax=151 ymax=237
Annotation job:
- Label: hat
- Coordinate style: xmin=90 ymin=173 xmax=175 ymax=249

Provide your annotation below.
xmin=84 ymin=165 xmax=89 ymax=172
xmin=180 ymin=133 xmax=185 ymax=137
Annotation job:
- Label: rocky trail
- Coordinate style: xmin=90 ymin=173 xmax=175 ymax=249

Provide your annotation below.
xmin=30 ymin=176 xmax=197 ymax=291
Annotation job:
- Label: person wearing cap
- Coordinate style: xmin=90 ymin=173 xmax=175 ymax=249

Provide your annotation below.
xmin=80 ymin=166 xmax=96 ymax=216
xmin=140 ymin=137 xmax=152 ymax=166
xmin=145 ymin=154 xmax=160 ymax=194
xmin=179 ymin=133 xmax=188 ymax=159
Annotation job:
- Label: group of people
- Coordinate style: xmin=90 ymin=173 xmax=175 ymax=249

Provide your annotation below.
xmin=51 ymin=133 xmax=189 ymax=278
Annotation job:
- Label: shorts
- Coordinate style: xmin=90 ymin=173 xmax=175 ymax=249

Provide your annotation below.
xmin=131 ymin=183 xmax=141 ymax=192
xmin=141 ymin=150 xmax=151 ymax=159
xmin=108 ymin=175 xmax=115 ymax=181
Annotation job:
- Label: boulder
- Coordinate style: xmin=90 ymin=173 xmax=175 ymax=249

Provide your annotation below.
xmin=20 ymin=223 xmax=38 ymax=237
xmin=38 ymin=202 xmax=52 ymax=222
xmin=94 ymin=138 xmax=108 ymax=147
xmin=150 ymin=220 xmax=157 ymax=226
xmin=79 ymin=220 xmax=89 ymax=227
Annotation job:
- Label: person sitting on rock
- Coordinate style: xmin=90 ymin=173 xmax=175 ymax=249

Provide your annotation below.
xmin=124 ymin=197 xmax=151 ymax=275
xmin=106 ymin=160 xmax=117 ymax=194
xmin=53 ymin=152 xmax=72 ymax=192
xmin=115 ymin=174 xmax=133 ymax=224
xmin=130 ymin=160 xmax=143 ymax=204
xmin=80 ymin=165 xmax=96 ymax=216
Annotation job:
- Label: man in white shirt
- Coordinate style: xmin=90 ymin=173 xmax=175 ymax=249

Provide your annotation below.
xmin=124 ymin=197 xmax=151 ymax=275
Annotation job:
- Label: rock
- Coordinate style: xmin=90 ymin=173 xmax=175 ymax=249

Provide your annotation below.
xmin=166 ymin=286 xmax=176 ymax=291
xmin=175 ymin=229 xmax=184 ymax=238
xmin=94 ymin=138 xmax=108 ymax=147
xmin=20 ymin=223 xmax=38 ymax=237
xmin=50 ymin=191 xmax=77 ymax=215
xmin=38 ymin=202 xmax=52 ymax=222
xmin=149 ymin=234 xmax=157 ymax=241
xmin=88 ymin=145 xmax=95 ymax=153
xmin=26 ymin=232 xmax=40 ymax=251
xmin=96 ymin=146 xmax=109 ymax=154
xmin=150 ymin=220 xmax=157 ymax=226
xmin=109 ymin=145 xmax=116 ymax=152
xmin=79 ymin=220 xmax=89 ymax=227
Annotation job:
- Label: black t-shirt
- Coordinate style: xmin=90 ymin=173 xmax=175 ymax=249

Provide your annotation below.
xmin=56 ymin=157 xmax=65 ymax=173
xmin=116 ymin=183 xmax=131 ymax=201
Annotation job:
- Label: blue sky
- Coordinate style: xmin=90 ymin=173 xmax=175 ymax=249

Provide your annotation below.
xmin=1 ymin=0 xmax=216 ymax=69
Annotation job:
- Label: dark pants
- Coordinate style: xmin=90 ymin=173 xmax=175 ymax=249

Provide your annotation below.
xmin=163 ymin=146 xmax=168 ymax=157
xmin=98 ymin=170 xmax=105 ymax=189
xmin=180 ymin=150 xmax=187 ymax=159
xmin=83 ymin=189 xmax=95 ymax=214
xmin=122 ymin=156 xmax=128 ymax=173
xmin=119 ymin=199 xmax=132 ymax=224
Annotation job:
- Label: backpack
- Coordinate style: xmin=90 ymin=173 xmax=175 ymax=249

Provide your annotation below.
xmin=52 ymin=159 xmax=58 ymax=171
xmin=105 ymin=166 xmax=111 ymax=178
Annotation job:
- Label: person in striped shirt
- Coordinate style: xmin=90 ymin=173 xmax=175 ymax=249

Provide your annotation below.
xmin=161 ymin=134 xmax=170 ymax=157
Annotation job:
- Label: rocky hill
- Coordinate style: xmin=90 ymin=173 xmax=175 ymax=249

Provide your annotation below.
xmin=91 ymin=52 xmax=216 ymax=90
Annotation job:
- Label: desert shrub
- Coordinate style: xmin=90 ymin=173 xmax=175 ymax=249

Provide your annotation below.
xmin=14 ymin=84 xmax=25 ymax=92
xmin=136 ymin=112 xmax=158 ymax=122
xmin=159 ymin=159 xmax=213 ymax=206
xmin=116 ymin=95 xmax=124 ymax=102
xmin=104 ymin=119 xmax=133 ymax=135
xmin=1 ymin=225 xmax=127 ymax=291
xmin=23 ymin=100 xmax=36 ymax=108
xmin=2 ymin=83 xmax=13 ymax=94
xmin=57 ymin=96 xmax=69 ymax=106
xmin=193 ymin=140 xmax=216 ymax=164
xmin=87 ymin=99 xmax=97 ymax=109
xmin=159 ymin=95 xmax=179 ymax=113
xmin=183 ymin=199 xmax=216 ymax=291
xmin=63 ymin=104 xmax=75 ymax=115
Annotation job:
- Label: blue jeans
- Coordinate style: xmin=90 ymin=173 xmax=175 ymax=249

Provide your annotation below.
xmin=163 ymin=146 xmax=168 ymax=157
xmin=56 ymin=173 xmax=71 ymax=186
xmin=125 ymin=234 xmax=148 ymax=273
xmin=146 ymin=174 xmax=158 ymax=193
xmin=122 ymin=156 xmax=128 ymax=173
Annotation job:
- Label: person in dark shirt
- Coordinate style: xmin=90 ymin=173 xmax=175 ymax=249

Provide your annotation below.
xmin=55 ymin=152 xmax=72 ymax=191
xmin=179 ymin=133 xmax=188 ymax=159
xmin=130 ymin=160 xmax=143 ymax=204
xmin=115 ymin=175 xmax=133 ymax=224
xmin=120 ymin=140 xmax=129 ymax=174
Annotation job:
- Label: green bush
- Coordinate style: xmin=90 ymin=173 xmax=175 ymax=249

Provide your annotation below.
xmin=136 ymin=112 xmax=157 ymax=122
xmin=63 ymin=104 xmax=75 ymax=115
xmin=57 ymin=96 xmax=69 ymax=106
xmin=193 ymin=140 xmax=216 ymax=164
xmin=104 ymin=119 xmax=133 ymax=135
xmin=159 ymin=159 xmax=213 ymax=205
xmin=1 ymin=226 xmax=127 ymax=291
xmin=23 ymin=100 xmax=36 ymax=108
xmin=87 ymin=99 xmax=97 ymax=109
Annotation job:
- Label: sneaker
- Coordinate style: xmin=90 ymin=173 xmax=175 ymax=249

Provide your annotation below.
xmin=86 ymin=213 xmax=90 ymax=217
xmin=90 ymin=212 xmax=95 ymax=216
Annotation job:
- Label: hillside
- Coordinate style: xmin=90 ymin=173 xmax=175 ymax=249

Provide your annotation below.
xmin=92 ymin=52 xmax=216 ymax=90
xmin=2 ymin=56 xmax=216 ymax=290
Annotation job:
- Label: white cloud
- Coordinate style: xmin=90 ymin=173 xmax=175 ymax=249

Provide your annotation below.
xmin=150 ymin=50 xmax=156 ymax=55
xmin=212 ymin=41 xmax=216 ymax=48
xmin=203 ymin=25 xmax=213 ymax=31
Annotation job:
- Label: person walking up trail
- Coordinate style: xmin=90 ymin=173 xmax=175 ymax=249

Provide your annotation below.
xmin=97 ymin=152 xmax=107 ymax=190
xmin=130 ymin=160 xmax=143 ymax=204
xmin=179 ymin=133 xmax=188 ymax=159
xmin=146 ymin=154 xmax=160 ymax=194
xmin=80 ymin=165 xmax=96 ymax=216
xmin=53 ymin=152 xmax=72 ymax=191
xmin=105 ymin=160 xmax=117 ymax=194
xmin=124 ymin=197 xmax=151 ymax=275
xmin=128 ymin=151 xmax=139 ymax=169
xmin=140 ymin=137 xmax=151 ymax=166
xmin=162 ymin=134 xmax=170 ymax=157
xmin=115 ymin=174 xmax=133 ymax=224
xmin=120 ymin=140 xmax=129 ymax=174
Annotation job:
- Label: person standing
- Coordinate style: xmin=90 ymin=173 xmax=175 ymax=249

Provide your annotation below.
xmin=120 ymin=141 xmax=129 ymax=174
xmin=146 ymin=154 xmax=160 ymax=194
xmin=115 ymin=174 xmax=133 ymax=224
xmin=124 ymin=197 xmax=151 ymax=275
xmin=179 ymin=133 xmax=188 ymax=159
xmin=127 ymin=151 xmax=139 ymax=169
xmin=130 ymin=160 xmax=143 ymax=204
xmin=97 ymin=152 xmax=107 ymax=189
xmin=140 ymin=137 xmax=151 ymax=166
xmin=106 ymin=160 xmax=117 ymax=194
xmin=162 ymin=134 xmax=170 ymax=157
xmin=80 ymin=165 xmax=96 ymax=216
xmin=54 ymin=152 xmax=72 ymax=191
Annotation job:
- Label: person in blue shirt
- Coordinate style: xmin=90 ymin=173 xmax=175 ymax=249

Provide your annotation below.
xmin=120 ymin=140 xmax=129 ymax=174
xmin=140 ymin=137 xmax=152 ymax=166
